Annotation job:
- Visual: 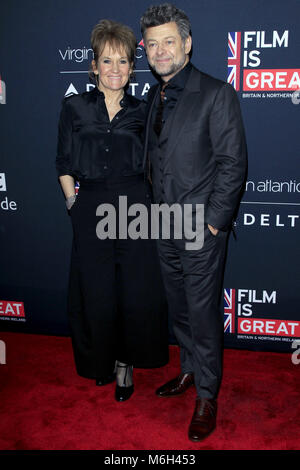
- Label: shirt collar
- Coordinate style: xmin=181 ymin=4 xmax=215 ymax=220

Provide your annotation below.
xmin=91 ymin=86 xmax=130 ymax=108
xmin=160 ymin=61 xmax=192 ymax=91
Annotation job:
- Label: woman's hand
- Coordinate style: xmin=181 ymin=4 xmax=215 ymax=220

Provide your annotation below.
xmin=66 ymin=195 xmax=76 ymax=210
xmin=58 ymin=175 xmax=76 ymax=210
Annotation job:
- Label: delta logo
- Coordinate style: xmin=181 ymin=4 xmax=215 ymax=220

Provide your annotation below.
xmin=227 ymin=30 xmax=300 ymax=92
xmin=223 ymin=288 xmax=300 ymax=338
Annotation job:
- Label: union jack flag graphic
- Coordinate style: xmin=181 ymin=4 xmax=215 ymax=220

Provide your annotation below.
xmin=224 ymin=288 xmax=236 ymax=333
xmin=75 ymin=181 xmax=80 ymax=195
xmin=227 ymin=32 xmax=241 ymax=91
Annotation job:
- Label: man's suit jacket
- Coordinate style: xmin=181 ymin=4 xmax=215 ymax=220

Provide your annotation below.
xmin=143 ymin=64 xmax=248 ymax=231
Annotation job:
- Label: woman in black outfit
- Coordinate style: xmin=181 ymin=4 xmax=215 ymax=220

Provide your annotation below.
xmin=56 ymin=20 xmax=168 ymax=401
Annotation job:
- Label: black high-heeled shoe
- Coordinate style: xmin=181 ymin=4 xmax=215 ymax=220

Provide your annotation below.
xmin=115 ymin=364 xmax=134 ymax=402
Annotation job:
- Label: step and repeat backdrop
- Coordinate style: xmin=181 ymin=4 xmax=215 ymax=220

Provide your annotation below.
xmin=1 ymin=0 xmax=299 ymax=352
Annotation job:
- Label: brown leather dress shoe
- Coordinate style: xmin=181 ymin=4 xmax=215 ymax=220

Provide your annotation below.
xmin=156 ymin=373 xmax=194 ymax=397
xmin=188 ymin=398 xmax=217 ymax=442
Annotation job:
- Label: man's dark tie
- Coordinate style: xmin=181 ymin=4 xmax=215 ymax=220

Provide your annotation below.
xmin=153 ymin=83 xmax=168 ymax=136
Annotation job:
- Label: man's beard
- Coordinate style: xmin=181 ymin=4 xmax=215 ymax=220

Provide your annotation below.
xmin=151 ymin=51 xmax=186 ymax=78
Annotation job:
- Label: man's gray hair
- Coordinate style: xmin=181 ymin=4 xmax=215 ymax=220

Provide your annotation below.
xmin=140 ymin=3 xmax=191 ymax=41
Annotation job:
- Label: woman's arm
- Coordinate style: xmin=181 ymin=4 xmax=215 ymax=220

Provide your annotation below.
xmin=56 ymin=99 xmax=76 ymax=208
xmin=59 ymin=175 xmax=76 ymax=210
xmin=59 ymin=174 xmax=75 ymax=199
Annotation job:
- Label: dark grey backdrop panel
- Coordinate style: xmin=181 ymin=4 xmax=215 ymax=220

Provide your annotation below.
xmin=1 ymin=0 xmax=299 ymax=351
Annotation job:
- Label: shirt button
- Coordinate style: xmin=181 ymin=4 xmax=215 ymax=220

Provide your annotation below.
xmin=107 ymin=129 xmax=111 ymax=133
xmin=103 ymin=165 xmax=108 ymax=170
xmin=105 ymin=148 xmax=109 ymax=152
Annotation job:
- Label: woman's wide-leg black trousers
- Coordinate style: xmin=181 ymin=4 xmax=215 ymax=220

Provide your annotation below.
xmin=67 ymin=176 xmax=169 ymax=379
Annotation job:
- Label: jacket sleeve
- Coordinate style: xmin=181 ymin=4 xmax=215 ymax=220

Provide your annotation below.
xmin=55 ymin=98 xmax=73 ymax=177
xmin=206 ymin=82 xmax=248 ymax=230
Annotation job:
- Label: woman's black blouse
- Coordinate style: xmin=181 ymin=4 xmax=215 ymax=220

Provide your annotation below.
xmin=56 ymin=87 xmax=146 ymax=182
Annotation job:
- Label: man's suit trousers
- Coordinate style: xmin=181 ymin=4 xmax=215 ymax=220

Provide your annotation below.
xmin=157 ymin=225 xmax=229 ymax=399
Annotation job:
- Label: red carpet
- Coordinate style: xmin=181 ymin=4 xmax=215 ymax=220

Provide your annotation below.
xmin=0 ymin=332 xmax=299 ymax=450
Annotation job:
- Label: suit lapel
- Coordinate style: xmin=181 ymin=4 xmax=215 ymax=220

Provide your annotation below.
xmin=163 ymin=67 xmax=202 ymax=159
xmin=159 ymin=89 xmax=198 ymax=148
xmin=143 ymin=66 xmax=203 ymax=167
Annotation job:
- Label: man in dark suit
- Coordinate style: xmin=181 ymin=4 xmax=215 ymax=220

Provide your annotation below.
xmin=140 ymin=3 xmax=247 ymax=441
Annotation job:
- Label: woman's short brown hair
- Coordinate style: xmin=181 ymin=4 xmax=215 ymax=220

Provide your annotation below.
xmin=89 ymin=19 xmax=136 ymax=81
